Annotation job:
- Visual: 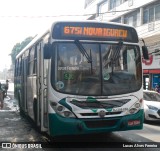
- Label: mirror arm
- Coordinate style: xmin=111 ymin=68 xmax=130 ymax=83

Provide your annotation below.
xmin=140 ymin=38 xmax=149 ymax=60
xmin=44 ymin=43 xmax=51 ymax=59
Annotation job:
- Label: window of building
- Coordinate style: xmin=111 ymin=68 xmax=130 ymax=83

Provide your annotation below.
xmin=110 ymin=0 xmax=115 ymax=10
xmin=128 ymin=0 xmax=133 ymax=7
xmin=149 ymin=7 xmax=154 ymax=22
xmin=124 ymin=10 xmax=140 ymax=27
xmin=110 ymin=0 xmax=122 ymax=10
xmin=143 ymin=3 xmax=160 ymax=24
xmin=97 ymin=0 xmax=128 ymax=16
xmin=143 ymin=7 xmax=154 ymax=24
xmin=85 ymin=0 xmax=94 ymax=8
xmin=117 ymin=0 xmax=123 ymax=6
xmin=111 ymin=17 xmax=121 ymax=23
xmin=98 ymin=0 xmax=108 ymax=16
xmin=137 ymin=11 xmax=140 ymax=26
xmin=143 ymin=9 xmax=149 ymax=24
xmin=155 ymin=4 xmax=160 ymax=21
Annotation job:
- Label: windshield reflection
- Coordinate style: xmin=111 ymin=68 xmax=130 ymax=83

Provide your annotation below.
xmin=51 ymin=42 xmax=142 ymax=96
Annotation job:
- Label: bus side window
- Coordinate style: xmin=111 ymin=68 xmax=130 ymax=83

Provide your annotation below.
xmin=33 ymin=45 xmax=37 ymax=74
xmin=19 ymin=57 xmax=22 ymax=76
xmin=14 ymin=60 xmax=17 ymax=77
xmin=28 ymin=47 xmax=35 ymax=75
xmin=17 ymin=58 xmax=21 ymax=76
xmin=15 ymin=60 xmax=18 ymax=77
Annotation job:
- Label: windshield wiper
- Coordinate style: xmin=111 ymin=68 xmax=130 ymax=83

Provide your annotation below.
xmin=110 ymin=41 xmax=124 ymax=74
xmin=74 ymin=40 xmax=92 ymax=63
xmin=112 ymin=41 xmax=123 ymax=61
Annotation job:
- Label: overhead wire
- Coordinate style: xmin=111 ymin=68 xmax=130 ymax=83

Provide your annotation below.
xmin=0 ymin=5 xmax=160 ymax=44
xmin=0 ymin=7 xmax=138 ymax=18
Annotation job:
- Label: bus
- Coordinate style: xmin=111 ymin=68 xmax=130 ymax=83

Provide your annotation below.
xmin=14 ymin=20 xmax=149 ymax=137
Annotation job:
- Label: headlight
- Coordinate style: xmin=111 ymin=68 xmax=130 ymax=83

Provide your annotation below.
xmin=134 ymin=103 xmax=140 ymax=108
xmin=147 ymin=105 xmax=158 ymax=111
xmin=129 ymin=108 xmax=138 ymax=114
xmin=128 ymin=100 xmax=142 ymax=114
xmin=50 ymin=101 xmax=76 ymax=118
xmin=57 ymin=105 xmax=64 ymax=112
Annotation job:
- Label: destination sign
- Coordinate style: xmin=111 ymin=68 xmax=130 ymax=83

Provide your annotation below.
xmin=52 ymin=22 xmax=138 ymax=43
xmin=63 ymin=26 xmax=128 ymax=38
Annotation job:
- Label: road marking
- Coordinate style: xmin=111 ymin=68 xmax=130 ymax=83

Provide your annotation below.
xmin=137 ymin=133 xmax=160 ymax=142
xmin=144 ymin=123 xmax=160 ymax=131
xmin=137 ymin=124 xmax=160 ymax=142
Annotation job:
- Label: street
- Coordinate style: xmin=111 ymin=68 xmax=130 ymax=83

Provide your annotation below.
xmin=0 ymin=83 xmax=160 ymax=151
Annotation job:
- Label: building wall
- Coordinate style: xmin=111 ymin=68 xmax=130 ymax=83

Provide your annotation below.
xmin=84 ymin=0 xmax=160 ymax=43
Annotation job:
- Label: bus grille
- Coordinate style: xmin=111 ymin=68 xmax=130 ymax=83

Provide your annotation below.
xmin=84 ymin=119 xmax=119 ymax=128
xmin=80 ymin=111 xmax=122 ymax=116
xmin=70 ymin=99 xmax=130 ymax=109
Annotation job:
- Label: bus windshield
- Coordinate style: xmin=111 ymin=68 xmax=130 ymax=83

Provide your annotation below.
xmin=51 ymin=42 xmax=142 ymax=96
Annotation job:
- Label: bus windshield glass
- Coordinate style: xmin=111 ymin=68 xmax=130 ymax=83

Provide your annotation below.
xmin=51 ymin=42 xmax=142 ymax=96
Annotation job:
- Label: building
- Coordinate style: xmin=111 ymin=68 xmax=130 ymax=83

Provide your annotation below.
xmin=84 ymin=0 xmax=160 ymax=90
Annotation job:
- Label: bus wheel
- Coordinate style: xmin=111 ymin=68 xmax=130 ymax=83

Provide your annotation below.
xmin=33 ymin=99 xmax=38 ymax=125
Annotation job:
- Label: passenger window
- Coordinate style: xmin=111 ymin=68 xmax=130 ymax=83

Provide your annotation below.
xmin=28 ymin=47 xmax=35 ymax=75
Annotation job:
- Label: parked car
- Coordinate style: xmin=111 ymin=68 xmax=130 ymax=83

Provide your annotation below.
xmin=143 ymin=90 xmax=160 ymax=121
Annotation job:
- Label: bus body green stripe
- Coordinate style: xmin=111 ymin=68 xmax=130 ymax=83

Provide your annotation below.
xmin=49 ymin=109 xmax=144 ymax=137
xmin=59 ymin=98 xmax=72 ymax=111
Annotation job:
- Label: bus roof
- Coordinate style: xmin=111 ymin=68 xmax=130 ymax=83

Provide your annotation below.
xmin=16 ymin=29 xmax=49 ymax=59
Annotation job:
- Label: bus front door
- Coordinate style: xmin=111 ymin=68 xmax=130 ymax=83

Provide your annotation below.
xmin=37 ymin=42 xmax=48 ymax=132
xmin=22 ymin=58 xmax=28 ymax=113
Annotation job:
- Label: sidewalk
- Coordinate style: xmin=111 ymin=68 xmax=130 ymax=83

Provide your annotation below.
xmin=2 ymin=95 xmax=18 ymax=111
xmin=0 ymin=98 xmax=46 ymax=151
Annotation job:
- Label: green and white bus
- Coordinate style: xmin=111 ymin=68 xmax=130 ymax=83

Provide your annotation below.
xmin=14 ymin=20 xmax=148 ymax=137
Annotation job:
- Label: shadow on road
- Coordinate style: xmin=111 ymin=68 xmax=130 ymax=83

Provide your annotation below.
xmin=144 ymin=121 xmax=160 ymax=126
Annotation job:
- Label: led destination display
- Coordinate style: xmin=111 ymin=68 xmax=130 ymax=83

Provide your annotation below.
xmin=64 ymin=26 xmax=128 ymax=38
xmin=52 ymin=22 xmax=138 ymax=42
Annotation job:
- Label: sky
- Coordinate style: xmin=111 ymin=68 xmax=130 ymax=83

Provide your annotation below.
xmin=0 ymin=0 xmax=85 ymax=71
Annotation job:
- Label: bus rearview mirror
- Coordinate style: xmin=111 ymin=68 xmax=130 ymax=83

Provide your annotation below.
xmin=44 ymin=43 xmax=51 ymax=59
xmin=142 ymin=46 xmax=149 ymax=60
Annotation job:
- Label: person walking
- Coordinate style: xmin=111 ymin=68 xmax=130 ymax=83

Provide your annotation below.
xmin=155 ymin=85 xmax=160 ymax=93
xmin=5 ymin=80 xmax=9 ymax=96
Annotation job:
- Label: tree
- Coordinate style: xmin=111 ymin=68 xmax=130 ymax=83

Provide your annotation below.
xmin=10 ymin=37 xmax=33 ymax=65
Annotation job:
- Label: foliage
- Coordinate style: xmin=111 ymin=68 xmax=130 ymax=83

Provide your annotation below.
xmin=10 ymin=37 xmax=33 ymax=64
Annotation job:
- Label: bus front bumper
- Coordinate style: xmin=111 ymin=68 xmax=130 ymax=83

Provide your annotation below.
xmin=48 ymin=109 xmax=144 ymax=137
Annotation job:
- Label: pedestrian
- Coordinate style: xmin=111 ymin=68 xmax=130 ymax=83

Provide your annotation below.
xmin=155 ymin=85 xmax=160 ymax=93
xmin=0 ymin=83 xmax=4 ymax=109
xmin=5 ymin=79 xmax=9 ymax=96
